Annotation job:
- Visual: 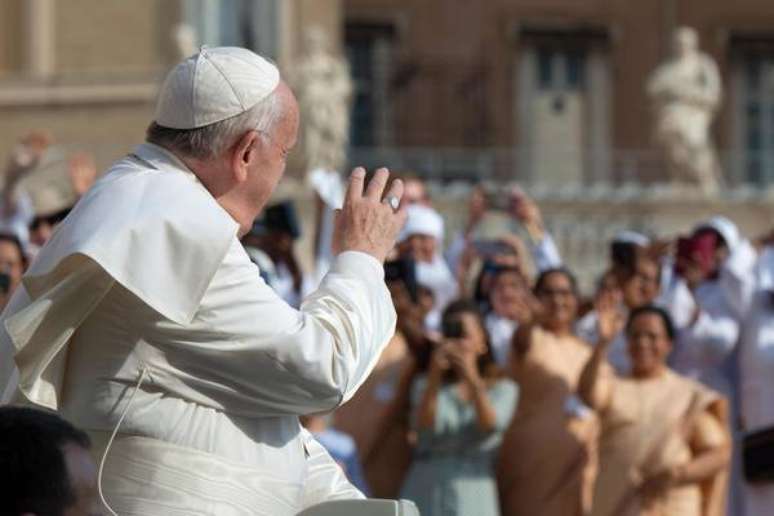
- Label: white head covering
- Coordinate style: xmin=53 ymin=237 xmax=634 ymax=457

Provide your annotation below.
xmin=695 ymin=216 xmax=740 ymax=249
xmin=155 ymin=46 xmax=280 ymax=129
xmin=399 ymin=204 xmax=444 ymax=243
xmin=613 ymin=230 xmax=650 ymax=248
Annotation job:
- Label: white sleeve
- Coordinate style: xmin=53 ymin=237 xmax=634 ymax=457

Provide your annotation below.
xmin=672 ymin=284 xmax=739 ymax=366
xmin=531 ymin=232 xmax=562 ymax=271
xmin=176 ymin=249 xmax=397 ymax=416
xmin=721 ymin=239 xmax=759 ymax=318
xmin=663 ymin=278 xmax=739 ymax=364
xmin=444 ymin=231 xmax=467 ymax=273
xmin=680 ymin=309 xmax=740 ymax=363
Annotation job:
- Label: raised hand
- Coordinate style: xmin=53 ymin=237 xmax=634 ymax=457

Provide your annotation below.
xmin=596 ymin=292 xmax=625 ymax=346
xmin=465 ymin=186 xmax=487 ymax=235
xmin=508 ymin=187 xmax=545 ymax=241
xmin=446 ymin=344 xmax=481 ymax=385
xmin=68 ymin=152 xmax=97 ymax=196
xmin=4 ymin=131 xmax=53 ymax=217
xmin=332 ymin=167 xmax=407 ymax=263
xmin=6 ymin=131 xmax=52 ymax=181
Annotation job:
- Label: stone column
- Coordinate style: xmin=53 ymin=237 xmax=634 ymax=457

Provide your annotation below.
xmin=516 ymin=45 xmax=536 ymax=183
xmin=586 ymin=47 xmax=611 ymax=184
xmin=24 ymin=0 xmax=55 ymax=78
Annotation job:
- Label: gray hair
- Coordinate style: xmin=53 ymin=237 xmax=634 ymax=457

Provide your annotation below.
xmin=146 ymin=90 xmax=284 ymax=160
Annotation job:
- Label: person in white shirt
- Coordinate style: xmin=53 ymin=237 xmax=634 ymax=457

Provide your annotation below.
xmin=661 ymin=215 xmax=753 ymax=516
xmin=663 ymin=217 xmax=746 ymax=396
xmin=0 ymin=46 xmax=407 ymax=515
xmin=716 ymin=232 xmax=774 ymax=516
xmin=397 ymin=204 xmax=457 ymax=332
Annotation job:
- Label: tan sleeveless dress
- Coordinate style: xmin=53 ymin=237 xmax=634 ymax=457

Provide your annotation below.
xmin=497 ymin=326 xmax=598 ymax=516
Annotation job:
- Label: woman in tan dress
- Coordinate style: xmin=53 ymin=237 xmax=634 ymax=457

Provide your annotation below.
xmin=578 ymin=304 xmax=730 ymax=516
xmin=497 ymin=268 xmax=599 ymax=516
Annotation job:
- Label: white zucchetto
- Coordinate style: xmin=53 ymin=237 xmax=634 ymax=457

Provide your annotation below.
xmin=155 ymin=46 xmax=280 ymax=129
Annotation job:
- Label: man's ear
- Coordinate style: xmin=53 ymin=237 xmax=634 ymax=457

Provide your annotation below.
xmin=231 ymin=130 xmax=261 ymax=183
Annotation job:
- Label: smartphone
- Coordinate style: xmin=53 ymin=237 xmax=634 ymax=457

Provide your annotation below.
xmin=384 ymin=258 xmax=419 ymax=303
xmin=0 ymin=273 xmax=10 ymax=295
xmin=484 ymin=191 xmax=511 ymax=212
xmin=473 ymin=239 xmax=513 ymax=257
xmin=675 ymin=235 xmax=714 ymax=276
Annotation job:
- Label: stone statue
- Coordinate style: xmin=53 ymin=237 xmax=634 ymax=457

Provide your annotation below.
xmin=292 ymin=27 xmax=353 ymax=175
xmin=647 ymin=27 xmax=723 ymax=194
xmin=172 ymin=24 xmax=197 ymax=61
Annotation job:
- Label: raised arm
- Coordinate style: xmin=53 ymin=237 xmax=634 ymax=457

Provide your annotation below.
xmin=509 ymin=189 xmax=561 ymax=271
xmin=445 ymin=343 xmax=500 ymax=432
xmin=577 ymin=298 xmax=621 ymax=411
xmin=3 ymin=132 xmax=50 ymax=218
xmin=148 ymin=168 xmax=410 ymax=416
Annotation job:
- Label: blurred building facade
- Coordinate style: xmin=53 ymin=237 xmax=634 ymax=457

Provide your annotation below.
xmin=343 ymin=0 xmax=774 ymax=187
xmin=0 ymin=0 xmax=341 ymax=171
xmin=2 ymin=0 xmax=774 ymax=287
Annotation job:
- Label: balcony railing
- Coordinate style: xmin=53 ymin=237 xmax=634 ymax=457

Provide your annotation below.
xmin=348 ymin=146 xmax=774 ymax=189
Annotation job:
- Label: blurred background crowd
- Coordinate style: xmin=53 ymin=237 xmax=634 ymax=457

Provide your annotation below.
xmin=3 ymin=1 xmax=774 ymax=515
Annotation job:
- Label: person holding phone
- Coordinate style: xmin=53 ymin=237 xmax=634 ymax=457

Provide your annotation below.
xmin=715 ymin=233 xmax=774 ymax=515
xmin=664 ymin=217 xmax=747 ymax=392
xmin=401 ymin=300 xmax=518 ymax=516
xmin=661 ymin=216 xmax=755 ymax=516
xmin=397 ymin=203 xmax=457 ymax=331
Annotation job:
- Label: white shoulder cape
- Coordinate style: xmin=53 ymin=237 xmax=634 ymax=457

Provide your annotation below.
xmin=1 ymin=143 xmax=238 ymax=408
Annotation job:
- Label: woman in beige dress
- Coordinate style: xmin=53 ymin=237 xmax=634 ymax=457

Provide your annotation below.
xmin=497 ymin=268 xmax=599 ymax=516
xmin=578 ymin=304 xmax=730 ymax=516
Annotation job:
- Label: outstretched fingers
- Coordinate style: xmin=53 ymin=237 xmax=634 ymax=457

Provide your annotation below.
xmin=345 ymin=167 xmax=367 ymax=204
xmin=365 ymin=167 xmax=390 ymax=202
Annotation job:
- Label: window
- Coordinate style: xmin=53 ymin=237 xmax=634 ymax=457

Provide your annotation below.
xmin=345 ymin=23 xmax=396 ymax=147
xmin=183 ymin=0 xmax=280 ymax=60
xmin=516 ymin=28 xmax=611 ymax=185
xmin=731 ymin=36 xmax=774 ymax=184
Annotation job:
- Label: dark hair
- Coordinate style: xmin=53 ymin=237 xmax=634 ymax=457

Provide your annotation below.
xmin=534 ymin=267 xmax=578 ymax=296
xmin=473 ymin=262 xmax=523 ymax=311
xmin=441 ymin=299 xmax=501 ymax=380
xmin=626 ymin=305 xmax=676 ymax=340
xmin=491 ymin=264 xmax=526 ymax=284
xmin=30 ymin=207 xmax=72 ymax=232
xmin=0 ymin=406 xmax=91 ymax=516
xmin=694 ymin=227 xmax=727 ymax=250
xmin=0 ymin=232 xmax=27 ymax=268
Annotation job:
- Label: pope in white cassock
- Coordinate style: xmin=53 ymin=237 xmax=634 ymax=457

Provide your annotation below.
xmin=0 ymin=47 xmax=408 ymax=515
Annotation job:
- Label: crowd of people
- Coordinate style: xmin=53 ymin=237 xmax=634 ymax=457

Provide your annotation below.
xmin=1 ymin=123 xmax=774 ymax=516
xmin=240 ymin=172 xmax=773 ymax=515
